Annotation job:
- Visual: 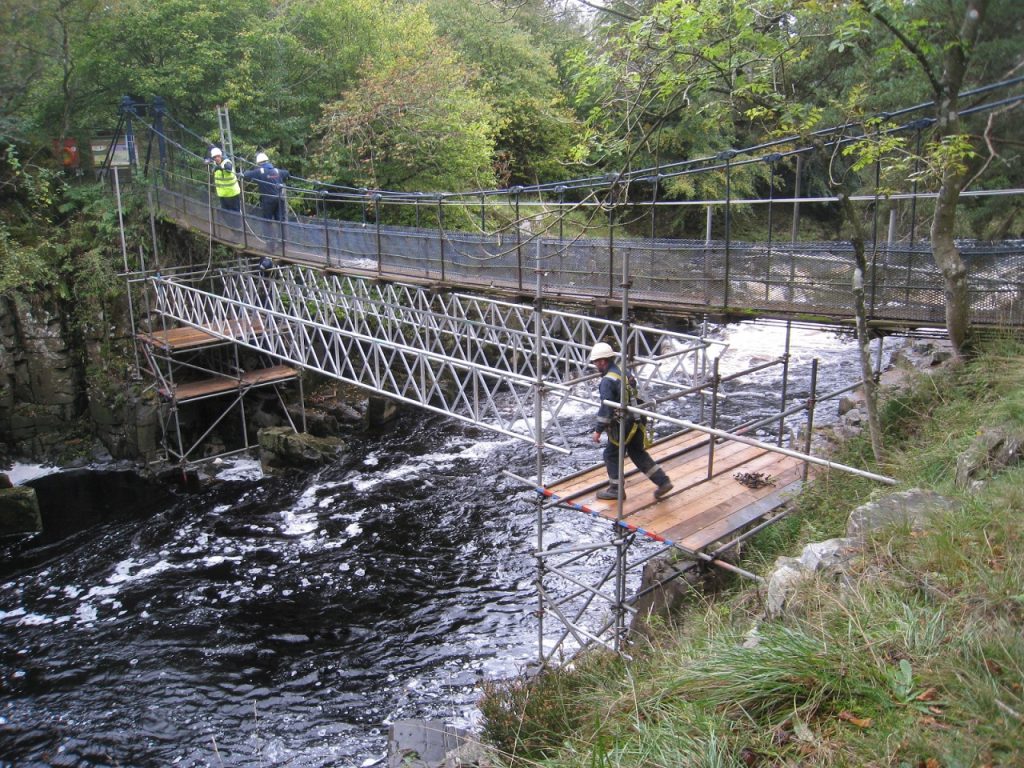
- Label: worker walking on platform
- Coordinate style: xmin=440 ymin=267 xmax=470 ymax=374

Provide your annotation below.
xmin=589 ymin=342 xmax=673 ymax=502
xmin=243 ymin=151 xmax=290 ymax=221
xmin=208 ymin=147 xmax=241 ymax=211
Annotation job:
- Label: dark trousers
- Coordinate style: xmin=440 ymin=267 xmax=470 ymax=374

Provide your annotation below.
xmin=219 ymin=195 xmax=240 ymax=212
xmin=603 ymin=427 xmax=668 ymax=487
xmin=260 ymin=196 xmax=285 ymax=221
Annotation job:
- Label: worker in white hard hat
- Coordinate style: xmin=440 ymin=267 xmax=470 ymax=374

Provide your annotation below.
xmin=589 ymin=341 xmax=673 ymax=502
xmin=208 ymin=147 xmax=240 ymax=211
xmin=242 ymin=150 xmax=291 ymax=221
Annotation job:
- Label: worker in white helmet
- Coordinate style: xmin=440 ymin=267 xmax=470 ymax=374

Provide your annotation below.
xmin=589 ymin=341 xmax=673 ymax=502
xmin=242 ymin=151 xmax=290 ymax=221
xmin=208 ymin=147 xmax=240 ymax=211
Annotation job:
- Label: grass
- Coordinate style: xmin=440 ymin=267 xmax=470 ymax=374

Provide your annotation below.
xmin=479 ymin=337 xmax=1024 ymax=767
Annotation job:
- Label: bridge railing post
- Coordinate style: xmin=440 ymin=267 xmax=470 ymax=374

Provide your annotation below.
xmin=607 ymin=204 xmax=615 ymax=298
xmin=719 ymin=149 xmax=735 ymax=309
xmin=513 ymin=186 xmax=523 ymax=292
xmin=152 ymin=96 xmax=168 ymax=183
xmin=437 ymin=194 xmax=445 ymax=282
xmin=375 ymin=193 xmax=383 ymax=277
xmin=319 ymin=187 xmax=331 ymax=268
xmin=788 ymin=153 xmax=804 ymax=303
xmin=764 ymin=155 xmax=781 ymax=303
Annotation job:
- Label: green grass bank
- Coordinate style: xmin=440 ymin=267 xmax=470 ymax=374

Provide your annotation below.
xmin=479 ymin=337 xmax=1024 ymax=768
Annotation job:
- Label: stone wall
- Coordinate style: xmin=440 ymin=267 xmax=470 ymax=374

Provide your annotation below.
xmin=0 ymin=293 xmax=160 ymax=464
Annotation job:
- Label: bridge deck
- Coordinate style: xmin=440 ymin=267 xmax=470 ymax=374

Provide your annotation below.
xmin=162 ymin=365 xmax=298 ymax=402
xmin=539 ymin=430 xmax=805 ymax=553
xmin=138 ymin=321 xmax=264 ymax=351
xmin=137 ymin=324 xmax=297 ymax=403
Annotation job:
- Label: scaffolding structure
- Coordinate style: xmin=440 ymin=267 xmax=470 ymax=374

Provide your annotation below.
xmin=131 ymin=257 xmax=894 ymax=662
xmin=104 ymin=98 xmax=928 ymax=662
xmin=136 ymin=312 xmax=304 ymax=466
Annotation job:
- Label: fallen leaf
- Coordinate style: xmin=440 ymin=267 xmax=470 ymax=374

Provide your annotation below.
xmin=838 ymin=710 xmax=873 ymax=728
xmin=916 ymin=687 xmax=939 ymax=702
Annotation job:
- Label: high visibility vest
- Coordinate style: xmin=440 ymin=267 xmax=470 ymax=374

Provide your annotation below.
xmin=214 ymin=165 xmax=240 ymax=198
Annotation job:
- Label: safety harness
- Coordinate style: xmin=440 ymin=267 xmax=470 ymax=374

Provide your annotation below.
xmin=604 ymin=369 xmax=644 ymax=447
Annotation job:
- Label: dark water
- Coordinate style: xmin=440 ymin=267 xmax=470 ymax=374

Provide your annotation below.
xmin=0 ymin=323 xmax=891 ymax=766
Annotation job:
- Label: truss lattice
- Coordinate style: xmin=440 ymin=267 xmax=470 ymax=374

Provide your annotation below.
xmin=151 ymin=265 xmax=722 ymax=451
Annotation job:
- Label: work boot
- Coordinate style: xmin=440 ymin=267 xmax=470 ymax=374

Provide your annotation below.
xmin=653 ymin=481 xmax=674 ymax=500
xmin=596 ymin=486 xmax=623 ymax=501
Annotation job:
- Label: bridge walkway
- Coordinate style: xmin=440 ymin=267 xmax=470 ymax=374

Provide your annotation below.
xmin=538 ymin=429 xmax=805 ymax=555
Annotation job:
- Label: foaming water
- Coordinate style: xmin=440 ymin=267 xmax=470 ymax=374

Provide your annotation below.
xmin=0 ymin=322 xmax=898 ymax=766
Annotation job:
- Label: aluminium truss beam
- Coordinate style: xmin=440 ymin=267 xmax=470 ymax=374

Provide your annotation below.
xmin=151 ymin=266 xmax=722 ymax=451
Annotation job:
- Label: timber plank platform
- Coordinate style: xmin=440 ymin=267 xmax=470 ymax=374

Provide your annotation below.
xmin=160 ymin=365 xmax=298 ymax=402
xmin=539 ymin=429 xmax=805 ymax=553
xmin=138 ymin=319 xmax=266 ymax=351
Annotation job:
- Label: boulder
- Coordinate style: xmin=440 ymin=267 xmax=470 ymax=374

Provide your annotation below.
xmin=258 ymin=427 xmax=345 ymax=472
xmin=387 ymin=719 xmax=472 ymax=768
xmin=765 ymin=537 xmax=860 ymax=618
xmin=0 ymin=485 xmax=43 ymax=534
xmin=630 ymin=558 xmax=703 ymax=633
xmin=367 ymin=395 xmax=401 ymax=426
xmin=954 ymin=427 xmax=1024 ymax=489
xmin=845 ymin=488 xmax=957 ymax=540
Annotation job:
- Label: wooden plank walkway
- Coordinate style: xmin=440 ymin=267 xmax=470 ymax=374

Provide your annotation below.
xmin=138 ymin=319 xmax=265 ymax=352
xmin=164 ymin=365 xmax=298 ymax=402
xmin=539 ymin=429 xmax=806 ymax=553
xmin=137 ymin=323 xmax=296 ymax=403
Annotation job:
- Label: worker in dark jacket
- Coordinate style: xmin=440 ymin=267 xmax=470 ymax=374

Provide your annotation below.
xmin=242 ymin=151 xmax=290 ymax=221
xmin=589 ymin=342 xmax=673 ymax=502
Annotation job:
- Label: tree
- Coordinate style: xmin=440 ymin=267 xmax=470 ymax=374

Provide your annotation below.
xmin=314 ymin=6 xmax=498 ymax=193
xmin=565 ymin=0 xmax=804 ymax=209
xmin=833 ymin=0 xmax=1021 ymax=358
xmin=226 ymin=0 xmax=383 ymax=161
xmin=424 ymin=0 xmax=582 ymax=185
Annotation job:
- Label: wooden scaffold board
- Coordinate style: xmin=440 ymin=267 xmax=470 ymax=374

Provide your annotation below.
xmin=538 ymin=429 xmax=806 ymax=554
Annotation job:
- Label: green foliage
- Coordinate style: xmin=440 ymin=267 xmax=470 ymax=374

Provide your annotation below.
xmin=423 ymin=0 xmax=581 ymax=185
xmin=314 ymin=5 xmax=497 ymax=192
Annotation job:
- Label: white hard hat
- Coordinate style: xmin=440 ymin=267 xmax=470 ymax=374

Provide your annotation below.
xmin=255 ymin=152 xmax=269 ymax=163
xmin=210 ymin=147 xmax=222 ymax=158
xmin=588 ymin=342 xmax=617 ymax=362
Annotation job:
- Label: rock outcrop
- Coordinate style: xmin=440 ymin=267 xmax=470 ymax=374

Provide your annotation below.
xmin=258 ymin=426 xmax=346 ymax=472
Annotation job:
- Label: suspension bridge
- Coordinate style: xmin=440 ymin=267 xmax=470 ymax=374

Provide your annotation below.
xmin=111 ymin=87 xmax=1020 ymax=660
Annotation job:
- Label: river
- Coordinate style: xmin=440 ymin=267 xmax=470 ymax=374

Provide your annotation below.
xmin=0 ymin=321 xmax=901 ymax=766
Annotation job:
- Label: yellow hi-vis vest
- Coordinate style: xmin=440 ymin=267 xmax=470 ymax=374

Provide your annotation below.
xmin=214 ymin=165 xmax=240 ymax=198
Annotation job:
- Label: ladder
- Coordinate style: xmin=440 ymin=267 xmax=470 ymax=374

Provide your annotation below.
xmin=216 ymin=105 xmax=234 ymax=163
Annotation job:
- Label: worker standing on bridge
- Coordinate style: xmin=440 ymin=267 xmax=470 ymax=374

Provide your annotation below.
xmin=243 ymin=151 xmax=290 ymax=221
xmin=589 ymin=342 xmax=673 ymax=502
xmin=208 ymin=147 xmax=241 ymax=212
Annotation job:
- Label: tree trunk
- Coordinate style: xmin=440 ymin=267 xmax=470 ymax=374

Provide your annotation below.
xmin=930 ymin=184 xmax=971 ymax=356
xmin=926 ymin=0 xmax=987 ymax=359
xmin=837 ymin=190 xmax=884 ymax=463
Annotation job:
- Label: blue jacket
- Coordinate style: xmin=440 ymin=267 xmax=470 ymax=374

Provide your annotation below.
xmin=595 ymin=362 xmax=644 ymax=444
xmin=242 ymin=162 xmax=290 ymax=199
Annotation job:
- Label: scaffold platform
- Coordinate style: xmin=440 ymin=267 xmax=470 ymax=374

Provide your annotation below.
xmin=135 ymin=320 xmax=303 ymax=465
xmin=137 ymin=321 xmax=264 ymax=352
xmin=538 ymin=429 xmax=806 ymax=553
